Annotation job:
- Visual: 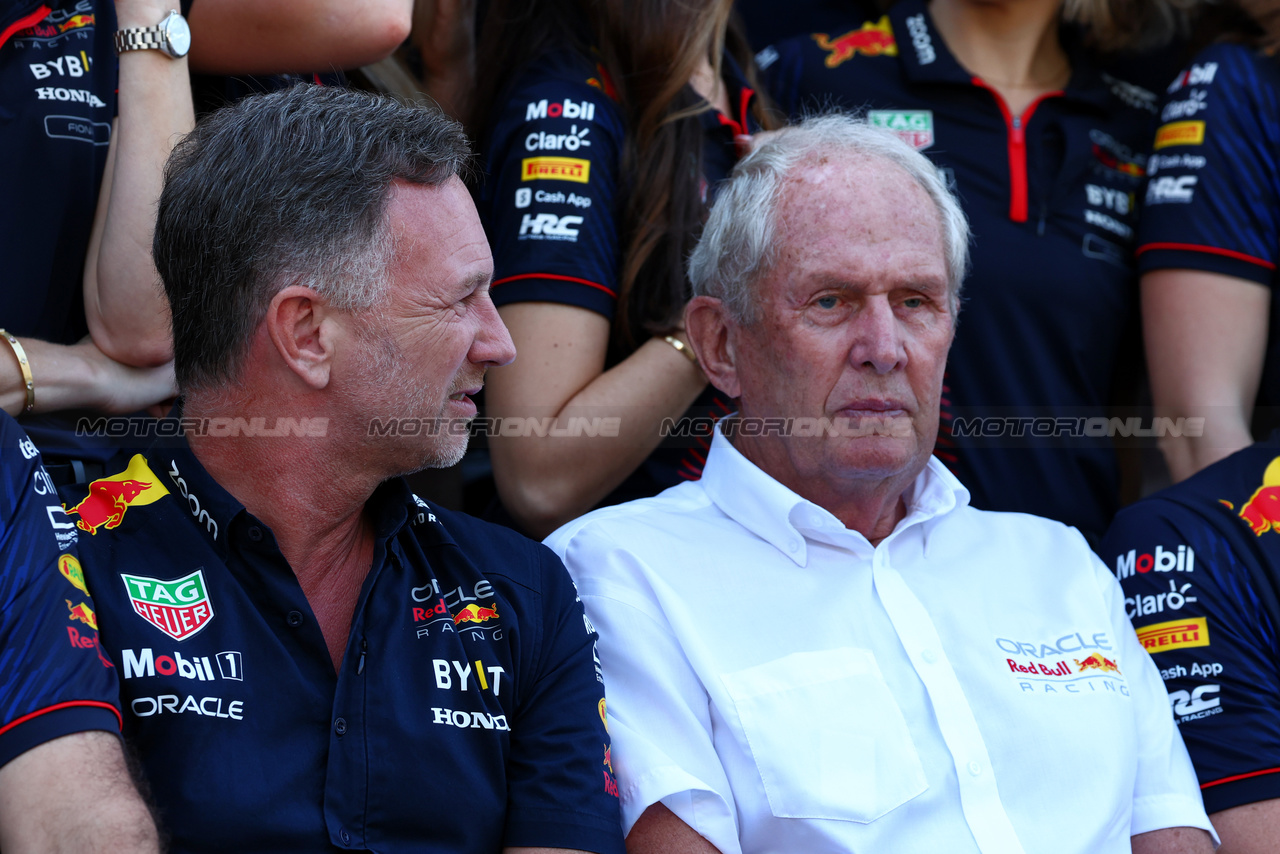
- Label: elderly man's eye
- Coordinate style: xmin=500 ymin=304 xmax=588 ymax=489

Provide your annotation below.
xmin=816 ymin=295 xmax=840 ymax=309
xmin=903 ymin=297 xmax=925 ymax=309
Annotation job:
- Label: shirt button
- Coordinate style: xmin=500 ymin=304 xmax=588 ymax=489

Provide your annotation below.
xmin=339 ymin=828 xmax=351 ymax=845
xmin=334 ymin=717 xmax=347 ymax=736
xmin=921 ymin=649 xmax=938 ymax=664
xmin=787 ymin=539 xmax=800 ymax=553
xmin=247 ymin=526 xmax=263 ymax=542
xmin=286 ymin=610 xmax=304 ymax=627
xmin=968 ymin=760 xmax=982 ymax=777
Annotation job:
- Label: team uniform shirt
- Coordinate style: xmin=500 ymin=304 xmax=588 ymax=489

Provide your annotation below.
xmin=547 ymin=424 xmax=1213 ymax=854
xmin=1136 ymin=43 xmax=1280 ymax=427
xmin=61 ymin=434 xmax=623 ymax=854
xmin=1 ymin=0 xmax=114 ymax=343
xmin=0 ymin=411 xmax=120 ymax=769
xmin=477 ymin=48 xmax=753 ymax=508
xmin=1097 ymin=435 xmax=1280 ymax=814
xmin=764 ymin=0 xmax=1157 ymax=543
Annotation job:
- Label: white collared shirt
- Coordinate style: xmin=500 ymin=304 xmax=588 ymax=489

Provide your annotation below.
xmin=546 ymin=426 xmax=1213 ymax=854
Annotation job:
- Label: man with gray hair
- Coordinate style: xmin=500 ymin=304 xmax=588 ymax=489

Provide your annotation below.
xmin=546 ymin=114 xmax=1215 ymax=854
xmin=62 ymin=85 xmax=624 ymax=854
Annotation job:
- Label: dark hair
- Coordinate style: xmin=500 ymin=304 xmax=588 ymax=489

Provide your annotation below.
xmin=474 ymin=0 xmax=778 ymax=357
xmin=154 ymin=84 xmax=470 ymax=392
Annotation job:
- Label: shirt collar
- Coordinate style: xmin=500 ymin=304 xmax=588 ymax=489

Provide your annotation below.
xmin=150 ymin=415 xmax=420 ymax=559
xmin=698 ymin=419 xmax=970 ymax=566
xmin=889 ymin=0 xmax=1114 ymax=110
xmin=696 ymin=50 xmax=760 ymax=139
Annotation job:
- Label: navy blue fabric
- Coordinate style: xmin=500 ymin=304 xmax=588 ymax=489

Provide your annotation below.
xmin=0 ymin=410 xmax=121 ymax=769
xmin=1136 ymin=44 xmax=1280 ymax=421
xmin=477 ymin=47 xmax=754 ymax=512
xmin=764 ymin=0 xmax=1157 ymax=542
xmin=1097 ymin=435 xmax=1280 ymax=813
xmin=62 ymin=433 xmax=623 ymax=854
xmin=1 ymin=0 xmax=115 ymax=344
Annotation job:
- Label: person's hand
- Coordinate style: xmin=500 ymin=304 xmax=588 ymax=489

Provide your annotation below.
xmin=81 ymin=338 xmax=177 ymax=413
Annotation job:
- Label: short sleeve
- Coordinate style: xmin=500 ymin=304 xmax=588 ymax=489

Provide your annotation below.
xmin=1099 ymin=503 xmax=1280 ymax=813
xmin=500 ymin=544 xmax=625 ymax=854
xmin=1137 ymin=45 xmax=1280 ymax=286
xmin=0 ymin=416 xmax=121 ymax=769
xmin=1086 ymin=553 xmax=1216 ymax=837
xmin=554 ymin=525 xmax=743 ymax=854
xmin=481 ymin=58 xmax=625 ymax=319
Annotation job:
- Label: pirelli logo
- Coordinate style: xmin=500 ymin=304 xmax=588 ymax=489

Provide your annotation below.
xmin=1136 ymin=617 xmax=1209 ymax=654
xmin=521 ymin=156 xmax=590 ymax=183
xmin=1153 ymin=121 xmax=1205 ymax=150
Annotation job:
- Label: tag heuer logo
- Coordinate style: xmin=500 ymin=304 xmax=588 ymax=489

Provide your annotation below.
xmin=121 ymin=569 xmax=214 ymax=641
xmin=868 ymin=109 xmax=934 ymax=150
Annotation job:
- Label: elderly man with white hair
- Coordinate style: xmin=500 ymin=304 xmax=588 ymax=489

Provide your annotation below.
xmin=546 ymin=114 xmax=1216 ymax=854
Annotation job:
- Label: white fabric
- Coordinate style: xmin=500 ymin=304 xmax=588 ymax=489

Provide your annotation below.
xmin=546 ymin=425 xmax=1215 ymax=854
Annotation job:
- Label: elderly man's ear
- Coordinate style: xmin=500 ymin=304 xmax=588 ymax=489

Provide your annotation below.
xmin=685 ymin=295 xmax=742 ymax=400
xmin=264 ymin=285 xmax=338 ymax=391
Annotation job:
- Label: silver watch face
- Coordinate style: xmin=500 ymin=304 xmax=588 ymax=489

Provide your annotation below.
xmin=162 ymin=11 xmax=191 ymax=58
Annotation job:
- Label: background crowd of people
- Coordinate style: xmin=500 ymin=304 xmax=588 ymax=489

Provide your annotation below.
xmin=5 ymin=0 xmax=1280 ymax=849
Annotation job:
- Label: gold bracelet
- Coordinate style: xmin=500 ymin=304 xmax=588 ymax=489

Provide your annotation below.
xmin=0 ymin=330 xmax=34 ymax=413
xmin=662 ymin=334 xmax=699 ymax=367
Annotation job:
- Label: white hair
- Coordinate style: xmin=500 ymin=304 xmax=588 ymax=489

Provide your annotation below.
xmin=688 ymin=112 xmax=969 ymax=322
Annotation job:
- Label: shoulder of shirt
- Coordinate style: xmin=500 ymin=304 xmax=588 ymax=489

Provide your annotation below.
xmin=500 ymin=49 xmax=622 ymax=116
xmin=941 ymin=505 xmax=1099 ymax=561
xmin=545 ymin=482 xmax=714 ymax=553
xmin=425 ymin=504 xmax=565 ymax=590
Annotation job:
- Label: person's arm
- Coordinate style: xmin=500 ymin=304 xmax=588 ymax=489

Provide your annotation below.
xmin=0 ymin=731 xmax=158 ymax=853
xmin=1131 ymin=826 xmax=1216 ymax=854
xmin=625 ymin=804 xmax=723 ymax=854
xmin=83 ymin=0 xmax=195 ymax=368
xmin=0 ymin=337 xmax=175 ymax=416
xmin=488 ymin=304 xmax=705 ymax=537
xmin=185 ymin=0 xmax=412 ymax=74
xmin=410 ymin=0 xmax=475 ymax=122
xmin=1210 ymin=799 xmax=1280 ymax=854
xmin=1142 ymin=269 xmax=1268 ymax=482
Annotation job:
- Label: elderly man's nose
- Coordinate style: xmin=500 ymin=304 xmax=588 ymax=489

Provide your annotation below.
xmin=850 ymin=300 xmax=905 ymax=374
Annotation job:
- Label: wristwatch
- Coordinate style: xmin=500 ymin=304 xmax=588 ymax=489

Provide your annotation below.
xmin=114 ymin=9 xmax=191 ymax=58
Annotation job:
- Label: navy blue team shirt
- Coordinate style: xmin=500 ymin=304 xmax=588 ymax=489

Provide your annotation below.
xmin=1 ymin=0 xmax=115 ymax=344
xmin=765 ymin=0 xmax=1157 ymax=542
xmin=1136 ymin=44 xmax=1280 ymax=426
xmin=0 ymin=410 xmax=120 ymax=769
xmin=478 ymin=47 xmax=755 ymax=507
xmin=1097 ymin=436 xmax=1280 ymax=813
xmin=62 ymin=432 xmax=624 ymax=853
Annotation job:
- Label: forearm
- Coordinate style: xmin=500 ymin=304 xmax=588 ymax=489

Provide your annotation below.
xmin=490 ymin=336 xmax=706 ymax=536
xmin=0 ymin=337 xmax=175 ymax=416
xmin=186 ymin=0 xmax=412 ymax=74
xmin=1131 ymin=826 xmax=1215 ymax=854
xmin=84 ymin=0 xmax=193 ymax=367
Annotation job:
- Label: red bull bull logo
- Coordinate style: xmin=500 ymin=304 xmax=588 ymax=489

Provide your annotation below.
xmin=1074 ymin=653 xmax=1120 ymax=674
xmin=453 ymin=603 xmax=499 ymax=626
xmin=64 ymin=455 xmax=169 ymax=534
xmin=812 ymin=17 xmax=898 ymax=68
xmin=66 ymin=599 xmax=98 ymax=630
xmin=603 ymin=744 xmax=613 ymax=775
xmin=1220 ymin=456 xmax=1280 ymax=535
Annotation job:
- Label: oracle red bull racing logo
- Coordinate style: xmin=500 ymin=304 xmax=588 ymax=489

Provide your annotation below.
xmin=121 ymin=569 xmax=214 ymax=641
xmin=63 ymin=454 xmax=169 ymax=534
xmin=1223 ymin=456 xmax=1280 ymax=535
xmin=812 ymin=17 xmax=898 ymax=67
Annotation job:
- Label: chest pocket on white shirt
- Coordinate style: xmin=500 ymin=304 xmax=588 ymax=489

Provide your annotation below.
xmin=722 ymin=647 xmax=927 ymax=823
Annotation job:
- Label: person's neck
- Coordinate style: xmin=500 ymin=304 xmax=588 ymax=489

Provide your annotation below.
xmin=690 ymin=54 xmax=732 ymax=117
xmin=732 ymin=433 xmax=916 ymax=546
xmin=183 ymin=393 xmax=379 ymax=592
xmin=928 ymin=0 xmax=1069 ymax=115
